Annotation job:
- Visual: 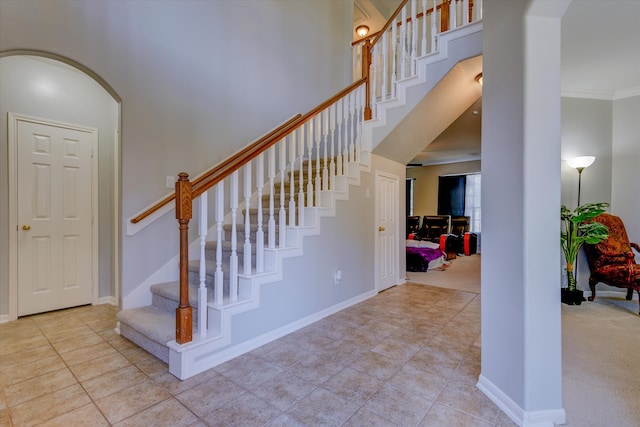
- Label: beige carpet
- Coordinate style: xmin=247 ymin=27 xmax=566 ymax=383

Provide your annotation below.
xmin=561 ymin=294 xmax=640 ymax=427
xmin=406 ymin=255 xmax=640 ymax=426
xmin=405 ymin=254 xmax=481 ymax=294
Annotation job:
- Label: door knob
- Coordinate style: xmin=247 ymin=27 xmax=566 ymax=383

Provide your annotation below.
xmin=22 ymin=225 xmax=31 ymax=231
xmin=378 ymin=226 xmax=385 ymax=232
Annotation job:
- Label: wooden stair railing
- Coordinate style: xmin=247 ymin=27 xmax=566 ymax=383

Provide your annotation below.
xmin=354 ymin=0 xmax=481 ymax=119
xmin=131 ymin=78 xmax=366 ymax=344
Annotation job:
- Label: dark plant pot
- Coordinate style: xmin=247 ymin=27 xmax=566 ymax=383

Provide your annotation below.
xmin=561 ymin=288 xmax=584 ymax=306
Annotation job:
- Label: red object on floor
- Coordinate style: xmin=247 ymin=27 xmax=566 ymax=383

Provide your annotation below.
xmin=464 ymin=233 xmax=478 ymax=256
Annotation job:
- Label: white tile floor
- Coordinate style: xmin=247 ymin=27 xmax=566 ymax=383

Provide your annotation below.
xmin=0 ymin=283 xmax=516 ymax=426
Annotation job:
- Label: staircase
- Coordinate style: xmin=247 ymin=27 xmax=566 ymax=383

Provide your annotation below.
xmin=117 ymin=0 xmax=483 ymax=380
xmin=117 ymin=140 xmax=374 ymax=378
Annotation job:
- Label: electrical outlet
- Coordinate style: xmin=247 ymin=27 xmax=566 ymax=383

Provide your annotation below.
xmin=334 ymin=270 xmax=342 ymax=285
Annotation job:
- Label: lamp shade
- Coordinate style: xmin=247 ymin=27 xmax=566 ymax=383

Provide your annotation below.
xmin=567 ymin=156 xmax=595 ymax=170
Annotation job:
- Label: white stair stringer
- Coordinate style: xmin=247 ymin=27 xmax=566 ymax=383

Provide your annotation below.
xmin=158 ymin=160 xmax=369 ymax=380
xmin=364 ymin=20 xmax=483 ymax=150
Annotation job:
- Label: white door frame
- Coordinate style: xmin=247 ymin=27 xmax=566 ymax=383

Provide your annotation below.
xmin=8 ymin=113 xmax=99 ymax=321
xmin=375 ymin=170 xmax=400 ymax=292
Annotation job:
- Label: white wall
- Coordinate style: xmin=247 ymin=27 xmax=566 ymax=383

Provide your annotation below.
xmin=231 ymin=169 xmax=376 ymax=343
xmin=611 ymin=95 xmax=640 ymax=242
xmin=0 ymin=55 xmax=118 ymax=313
xmin=480 ymin=0 xmax=566 ymax=423
xmin=0 ymin=0 xmax=355 ymax=311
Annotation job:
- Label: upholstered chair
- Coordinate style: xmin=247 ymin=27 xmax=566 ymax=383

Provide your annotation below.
xmin=584 ymin=213 xmax=640 ymax=314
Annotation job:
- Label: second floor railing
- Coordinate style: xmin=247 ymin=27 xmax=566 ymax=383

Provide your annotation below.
xmin=353 ymin=0 xmax=482 ymax=120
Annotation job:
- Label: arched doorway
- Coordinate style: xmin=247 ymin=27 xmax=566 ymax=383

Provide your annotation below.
xmin=0 ymin=51 xmax=121 ymax=320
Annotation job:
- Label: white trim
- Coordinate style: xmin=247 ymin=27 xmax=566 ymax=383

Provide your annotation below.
xmin=374 ymin=170 xmax=400 ymax=292
xmin=614 ymin=86 xmax=640 ymax=100
xmin=561 ymin=86 xmax=640 ymax=101
xmin=7 ymin=113 xmax=99 ymax=320
xmin=168 ymin=289 xmax=377 ymax=379
xmin=477 ymin=375 xmax=566 ymax=427
xmin=0 ymin=314 xmax=10 ymax=324
xmin=98 ymin=296 xmax=118 ymax=306
xmin=113 ymin=127 xmax=121 ymax=308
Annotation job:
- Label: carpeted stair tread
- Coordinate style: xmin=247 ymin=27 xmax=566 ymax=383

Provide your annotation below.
xmin=117 ymin=305 xmax=178 ymax=345
xmin=151 ymin=281 xmax=213 ymax=306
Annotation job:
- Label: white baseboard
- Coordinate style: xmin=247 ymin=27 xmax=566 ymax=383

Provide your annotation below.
xmin=0 ymin=314 xmax=10 ymax=324
xmin=476 ymin=375 xmax=566 ymax=427
xmin=98 ymin=296 xmax=118 ymax=306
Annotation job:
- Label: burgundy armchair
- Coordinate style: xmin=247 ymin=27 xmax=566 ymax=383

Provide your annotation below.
xmin=584 ymin=213 xmax=640 ymax=314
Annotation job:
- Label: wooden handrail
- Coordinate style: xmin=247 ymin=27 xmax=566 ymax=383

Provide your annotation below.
xmin=370 ymin=0 xmax=409 ymax=48
xmin=129 ymin=114 xmax=302 ymax=224
xmin=192 ymin=78 xmax=367 ymax=198
xmin=351 ymin=0 xmax=473 ymax=47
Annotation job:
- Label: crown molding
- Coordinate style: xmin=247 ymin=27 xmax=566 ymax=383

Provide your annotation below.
xmin=614 ymin=86 xmax=640 ymax=100
xmin=561 ymin=85 xmax=640 ymax=101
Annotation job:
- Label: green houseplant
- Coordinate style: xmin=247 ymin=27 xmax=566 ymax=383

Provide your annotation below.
xmin=560 ymin=202 xmax=609 ymax=305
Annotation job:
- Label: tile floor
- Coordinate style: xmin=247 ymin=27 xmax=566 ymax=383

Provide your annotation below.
xmin=0 ymin=283 xmax=515 ymax=426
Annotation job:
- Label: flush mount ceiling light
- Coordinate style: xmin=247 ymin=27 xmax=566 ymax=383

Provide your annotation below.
xmin=356 ymin=25 xmax=369 ymax=37
xmin=475 ymin=73 xmax=483 ymax=85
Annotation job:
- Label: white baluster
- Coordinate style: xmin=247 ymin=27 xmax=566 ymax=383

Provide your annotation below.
xmin=314 ymin=115 xmax=321 ymax=207
xmin=477 ymin=0 xmax=483 ymax=20
xmin=382 ymin=31 xmax=388 ymax=101
xmin=288 ymin=130 xmax=297 ymax=227
xmin=306 ymin=121 xmax=314 ymax=207
xmin=371 ymin=44 xmax=378 ymax=118
xmin=256 ymin=154 xmax=264 ymax=273
xmin=329 ymin=105 xmax=336 ymax=190
xmin=422 ymin=0 xmax=428 ymax=56
xmin=214 ymin=183 xmax=224 ymax=306
xmin=297 ymin=127 xmax=305 ymax=226
xmin=463 ymin=0 xmax=469 ymax=25
xmin=431 ymin=0 xmax=438 ymax=53
xmin=278 ymin=140 xmax=287 ymax=248
xmin=321 ymin=109 xmax=329 ymax=191
xmin=449 ymin=0 xmax=456 ymax=30
xmin=198 ymin=191 xmax=207 ymax=337
xmin=349 ymin=91 xmax=356 ymax=166
xmin=400 ymin=5 xmax=407 ymax=80
xmin=268 ymin=146 xmax=276 ymax=249
xmin=230 ymin=171 xmax=238 ymax=302
xmin=391 ymin=15 xmax=398 ymax=98
xmin=411 ymin=0 xmax=418 ymax=76
xmin=336 ymin=98 xmax=344 ymax=178
xmin=243 ymin=164 xmax=252 ymax=276
xmin=356 ymin=86 xmax=364 ymax=161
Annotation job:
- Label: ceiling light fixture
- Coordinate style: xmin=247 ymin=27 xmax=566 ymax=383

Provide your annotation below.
xmin=356 ymin=25 xmax=369 ymax=37
xmin=475 ymin=73 xmax=483 ymax=85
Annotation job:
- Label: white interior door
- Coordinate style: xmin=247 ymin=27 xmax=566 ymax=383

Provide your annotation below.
xmin=16 ymin=117 xmax=95 ymax=316
xmin=376 ymin=171 xmax=399 ymax=292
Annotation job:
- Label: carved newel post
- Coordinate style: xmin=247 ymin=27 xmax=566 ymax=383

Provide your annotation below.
xmin=175 ymin=172 xmax=193 ymax=344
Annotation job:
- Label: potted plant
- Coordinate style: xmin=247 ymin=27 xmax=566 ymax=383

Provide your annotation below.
xmin=560 ymin=202 xmax=609 ymax=305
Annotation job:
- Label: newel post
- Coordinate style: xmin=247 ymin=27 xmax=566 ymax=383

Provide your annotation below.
xmin=362 ymin=39 xmax=372 ymax=121
xmin=175 ymin=172 xmax=193 ymax=344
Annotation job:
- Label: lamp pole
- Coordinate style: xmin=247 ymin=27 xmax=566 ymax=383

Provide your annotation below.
xmin=576 ymin=166 xmax=585 ymax=206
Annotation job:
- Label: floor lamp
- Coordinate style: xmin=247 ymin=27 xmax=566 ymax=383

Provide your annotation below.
xmin=567 ymin=156 xmax=595 ymax=206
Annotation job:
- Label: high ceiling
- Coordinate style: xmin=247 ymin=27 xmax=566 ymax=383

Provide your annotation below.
xmin=355 ymin=1 xmax=640 ymax=166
